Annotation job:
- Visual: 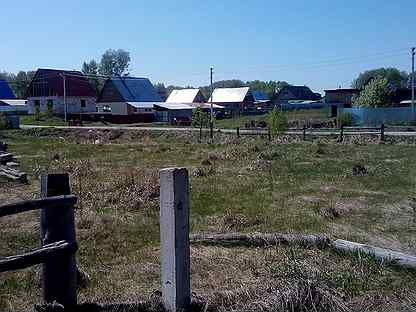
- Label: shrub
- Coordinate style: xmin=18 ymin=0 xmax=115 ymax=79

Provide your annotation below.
xmin=268 ymin=109 xmax=288 ymax=137
xmin=192 ymin=107 xmax=210 ymax=127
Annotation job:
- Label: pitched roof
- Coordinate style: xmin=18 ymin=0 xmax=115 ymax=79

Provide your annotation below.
xmin=208 ymin=87 xmax=250 ymax=103
xmin=0 ymin=79 xmax=16 ymax=99
xmin=166 ymin=89 xmax=202 ymax=103
xmin=154 ymin=102 xmax=195 ymax=110
xmin=276 ymin=86 xmax=319 ymax=101
xmin=26 ymin=68 xmax=96 ymax=98
xmin=99 ymin=77 xmax=162 ymax=102
xmin=253 ymin=90 xmax=269 ymax=101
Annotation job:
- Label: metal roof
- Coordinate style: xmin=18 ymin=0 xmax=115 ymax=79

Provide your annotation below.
xmin=253 ymin=90 xmax=269 ymax=101
xmin=0 ymin=99 xmax=27 ymax=106
xmin=0 ymin=79 xmax=16 ymax=99
xmin=166 ymin=89 xmax=200 ymax=103
xmin=111 ymin=77 xmax=162 ymax=102
xmin=26 ymin=69 xmax=96 ymax=98
xmin=190 ymin=103 xmax=224 ymax=109
xmin=154 ymin=102 xmax=195 ymax=110
xmin=208 ymin=87 xmax=250 ymax=103
xmin=127 ymin=102 xmax=155 ymax=109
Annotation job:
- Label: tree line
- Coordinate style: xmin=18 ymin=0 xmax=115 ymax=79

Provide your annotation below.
xmin=1 ymin=47 xmax=414 ymax=103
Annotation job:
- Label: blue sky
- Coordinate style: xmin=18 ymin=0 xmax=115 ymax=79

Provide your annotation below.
xmin=2 ymin=0 xmax=415 ymax=92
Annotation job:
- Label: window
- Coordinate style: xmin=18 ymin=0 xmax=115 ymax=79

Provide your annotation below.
xmin=80 ymin=99 xmax=86 ymax=108
xmin=103 ymin=105 xmax=112 ymax=113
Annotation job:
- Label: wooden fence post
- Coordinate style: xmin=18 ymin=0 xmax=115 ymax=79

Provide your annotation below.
xmin=199 ymin=123 xmax=202 ymax=143
xmin=339 ymin=125 xmax=344 ymax=143
xmin=268 ymin=127 xmax=271 ymax=142
xmin=380 ymin=123 xmax=385 ymax=142
xmin=236 ymin=127 xmax=240 ymax=138
xmin=40 ymin=173 xmax=77 ymax=308
xmin=302 ymin=125 xmax=306 ymax=141
xmin=160 ymin=168 xmax=191 ymax=312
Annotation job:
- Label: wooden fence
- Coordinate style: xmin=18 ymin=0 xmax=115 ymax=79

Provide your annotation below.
xmin=235 ymin=124 xmax=386 ymax=142
xmin=0 ymin=174 xmax=78 ymax=309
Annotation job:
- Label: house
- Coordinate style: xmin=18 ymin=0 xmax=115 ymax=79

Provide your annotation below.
xmin=96 ymin=77 xmax=162 ymax=122
xmin=0 ymin=79 xmax=16 ymax=99
xmin=166 ymin=89 xmax=205 ymax=103
xmin=208 ymin=87 xmax=255 ymax=115
xmin=273 ymin=86 xmax=321 ymax=104
xmin=26 ymin=69 xmax=97 ymax=116
xmin=324 ymin=88 xmax=360 ymax=108
xmin=153 ymin=102 xmax=194 ymax=125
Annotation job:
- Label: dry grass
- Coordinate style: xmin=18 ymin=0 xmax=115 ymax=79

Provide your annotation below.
xmin=2 ymin=128 xmax=416 ymax=311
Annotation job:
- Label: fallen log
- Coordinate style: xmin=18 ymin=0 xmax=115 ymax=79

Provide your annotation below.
xmin=0 ymin=165 xmax=27 ymax=183
xmin=190 ymin=233 xmax=331 ymax=249
xmin=332 ymin=239 xmax=416 ymax=270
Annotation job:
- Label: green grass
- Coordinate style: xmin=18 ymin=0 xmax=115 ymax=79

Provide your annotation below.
xmin=1 ymin=128 xmax=416 ymax=311
xmin=20 ymin=114 xmax=68 ymax=126
xmin=215 ymin=108 xmax=331 ymax=129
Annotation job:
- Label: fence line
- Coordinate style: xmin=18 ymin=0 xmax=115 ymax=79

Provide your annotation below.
xmin=0 ymin=174 xmax=78 ymax=309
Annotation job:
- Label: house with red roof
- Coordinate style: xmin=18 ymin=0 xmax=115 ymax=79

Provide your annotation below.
xmin=26 ymin=69 xmax=97 ymax=116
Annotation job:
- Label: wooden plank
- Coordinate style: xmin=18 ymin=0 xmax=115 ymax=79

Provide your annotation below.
xmin=0 ymin=241 xmax=78 ymax=273
xmin=0 ymin=165 xmax=27 ymax=183
xmin=333 ymin=239 xmax=416 ymax=270
xmin=40 ymin=173 xmax=78 ymax=307
xmin=0 ymin=195 xmax=77 ymax=218
xmin=160 ymin=168 xmax=191 ymax=312
xmin=0 ymin=153 xmax=13 ymax=164
xmin=190 ymin=233 xmax=330 ymax=249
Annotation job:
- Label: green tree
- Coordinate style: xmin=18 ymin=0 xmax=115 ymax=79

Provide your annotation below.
xmin=82 ymin=60 xmax=101 ymax=93
xmin=352 ymin=67 xmax=408 ymax=89
xmin=98 ymin=49 xmax=131 ymax=76
xmin=352 ymin=77 xmax=391 ymax=108
xmin=268 ymin=109 xmax=288 ymax=137
xmin=192 ymin=107 xmax=209 ymax=127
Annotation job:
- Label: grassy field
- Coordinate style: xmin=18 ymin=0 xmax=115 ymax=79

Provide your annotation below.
xmin=215 ymin=108 xmax=331 ymax=129
xmin=1 ymin=128 xmax=416 ymax=311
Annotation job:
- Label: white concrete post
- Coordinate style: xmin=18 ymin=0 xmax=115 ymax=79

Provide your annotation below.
xmin=160 ymin=168 xmax=191 ymax=312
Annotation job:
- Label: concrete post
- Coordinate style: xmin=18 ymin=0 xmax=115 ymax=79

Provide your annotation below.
xmin=159 ymin=168 xmax=191 ymax=312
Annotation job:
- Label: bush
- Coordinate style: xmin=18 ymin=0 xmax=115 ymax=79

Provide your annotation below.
xmin=337 ymin=112 xmax=353 ymax=127
xmin=192 ymin=107 xmax=210 ymax=127
xmin=268 ymin=109 xmax=288 ymax=137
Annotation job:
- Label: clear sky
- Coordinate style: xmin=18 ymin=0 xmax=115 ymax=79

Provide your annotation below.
xmin=2 ymin=0 xmax=415 ymax=92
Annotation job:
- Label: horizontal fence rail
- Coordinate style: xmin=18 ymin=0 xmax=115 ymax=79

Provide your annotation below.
xmin=0 ymin=195 xmax=77 ymax=218
xmin=0 ymin=240 xmax=78 ymax=273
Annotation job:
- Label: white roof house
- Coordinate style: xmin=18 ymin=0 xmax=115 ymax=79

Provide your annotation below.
xmin=166 ymin=89 xmax=205 ymax=103
xmin=208 ymin=87 xmax=251 ymax=103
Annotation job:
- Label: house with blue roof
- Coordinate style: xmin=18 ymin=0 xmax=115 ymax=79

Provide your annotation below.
xmin=0 ymin=79 xmax=16 ymax=99
xmin=96 ymin=77 xmax=162 ymax=122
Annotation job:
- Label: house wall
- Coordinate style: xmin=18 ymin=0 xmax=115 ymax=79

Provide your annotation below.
xmin=96 ymin=102 xmax=128 ymax=115
xmin=27 ymin=96 xmax=96 ymax=115
xmin=325 ymin=91 xmax=359 ymax=107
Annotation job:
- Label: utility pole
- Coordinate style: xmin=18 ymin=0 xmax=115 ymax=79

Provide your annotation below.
xmin=61 ymin=74 xmax=67 ymax=122
xmin=412 ymin=47 xmax=415 ymax=119
xmin=210 ymin=66 xmax=214 ymax=141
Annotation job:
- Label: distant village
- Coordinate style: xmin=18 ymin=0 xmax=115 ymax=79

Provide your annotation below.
xmin=0 ymin=67 xmax=415 ymax=126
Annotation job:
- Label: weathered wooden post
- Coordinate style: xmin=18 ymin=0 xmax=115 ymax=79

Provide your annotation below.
xmin=380 ymin=123 xmax=385 ymax=142
xmin=160 ymin=168 xmax=191 ymax=312
xmin=302 ymin=125 xmax=306 ymax=141
xmin=199 ymin=123 xmax=203 ymax=143
xmin=236 ymin=127 xmax=240 ymax=138
xmin=267 ymin=127 xmax=272 ymax=142
xmin=339 ymin=124 xmax=344 ymax=143
xmin=41 ymin=173 xmax=77 ymax=308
